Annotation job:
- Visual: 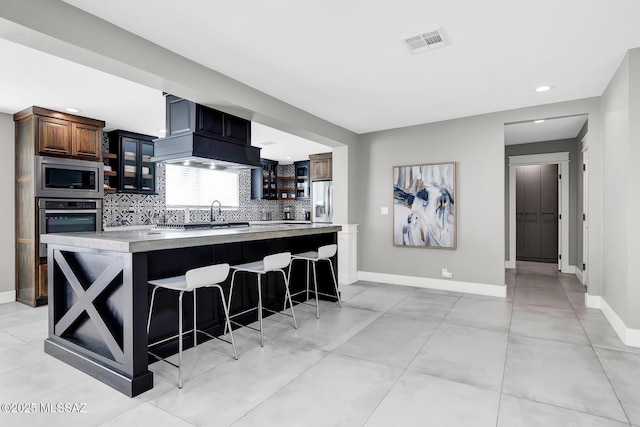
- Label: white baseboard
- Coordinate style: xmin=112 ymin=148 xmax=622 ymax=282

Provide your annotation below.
xmin=0 ymin=290 xmax=16 ymax=304
xmin=585 ymin=294 xmax=640 ymax=348
xmin=585 ymin=293 xmax=601 ymax=309
xmin=505 ymin=260 xmax=516 ymax=269
xmin=574 ymin=267 xmax=584 ymax=284
xmin=358 ymin=271 xmax=506 ymax=298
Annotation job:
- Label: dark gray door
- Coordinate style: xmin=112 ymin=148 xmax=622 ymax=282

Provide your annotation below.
xmin=516 ymin=164 xmax=558 ymax=263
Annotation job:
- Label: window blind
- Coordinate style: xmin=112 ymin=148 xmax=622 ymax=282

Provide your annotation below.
xmin=165 ymin=164 xmax=239 ymax=208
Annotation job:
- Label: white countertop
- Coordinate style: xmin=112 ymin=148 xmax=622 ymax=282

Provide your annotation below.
xmin=42 ymin=223 xmax=341 ymax=253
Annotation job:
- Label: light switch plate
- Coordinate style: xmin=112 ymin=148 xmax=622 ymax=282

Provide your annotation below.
xmin=381 ymin=207 xmax=389 ymax=215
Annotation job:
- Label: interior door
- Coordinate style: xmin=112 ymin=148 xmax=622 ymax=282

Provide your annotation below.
xmin=516 ymin=164 xmax=558 ymax=263
xmin=523 ymin=165 xmax=541 ymax=259
xmin=540 ymin=164 xmax=559 ymax=261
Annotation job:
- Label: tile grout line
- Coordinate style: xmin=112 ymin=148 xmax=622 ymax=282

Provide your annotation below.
xmin=564 ymin=273 xmax=633 ymax=425
xmin=360 ymin=287 xmax=464 ymax=426
xmin=229 ymin=291 xmax=386 ymax=426
xmin=495 ymin=265 xmax=517 ymax=427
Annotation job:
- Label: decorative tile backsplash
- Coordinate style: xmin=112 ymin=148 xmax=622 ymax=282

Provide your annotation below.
xmin=103 ymin=134 xmax=311 ymax=227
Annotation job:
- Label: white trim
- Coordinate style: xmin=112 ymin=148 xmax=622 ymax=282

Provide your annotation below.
xmin=0 ymin=290 xmax=16 ymax=304
xmin=585 ymin=293 xmax=601 ymax=309
xmin=574 ymin=267 xmax=584 ymax=285
xmin=564 ymin=265 xmax=577 ymax=275
xmin=358 ymin=271 xmax=506 ymax=298
xmin=505 ymin=260 xmax=516 ymax=269
xmin=584 ymin=295 xmax=640 ymax=348
xmin=507 ymin=152 xmax=570 ymax=273
xmin=337 ymin=224 xmax=359 ymax=285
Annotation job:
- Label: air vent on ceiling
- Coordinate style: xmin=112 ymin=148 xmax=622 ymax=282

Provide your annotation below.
xmin=403 ymin=29 xmax=446 ymax=54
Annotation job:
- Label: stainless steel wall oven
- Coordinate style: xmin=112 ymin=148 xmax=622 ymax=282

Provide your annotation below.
xmin=38 ymin=199 xmax=102 ymax=257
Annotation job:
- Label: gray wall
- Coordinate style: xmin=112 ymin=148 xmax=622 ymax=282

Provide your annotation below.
xmin=0 ymin=113 xmax=15 ymax=298
xmin=601 ymin=48 xmax=640 ymax=329
xmin=356 ymin=97 xmax=603 ymax=292
xmin=505 ymin=138 xmax=581 ymax=267
xmin=358 ymin=114 xmax=506 ymax=288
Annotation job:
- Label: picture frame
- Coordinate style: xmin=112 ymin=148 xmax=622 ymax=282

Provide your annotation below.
xmin=393 ymin=162 xmax=456 ymax=249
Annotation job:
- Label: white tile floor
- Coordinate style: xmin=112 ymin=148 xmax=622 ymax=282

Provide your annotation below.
xmin=1 ymin=261 xmax=640 ymax=426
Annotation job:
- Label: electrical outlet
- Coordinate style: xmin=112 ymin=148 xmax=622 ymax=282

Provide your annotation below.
xmin=441 ymin=268 xmax=452 ymax=279
xmin=380 ymin=207 xmax=389 ymax=215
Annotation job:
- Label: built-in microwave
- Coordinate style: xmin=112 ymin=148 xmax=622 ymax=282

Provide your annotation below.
xmin=35 ymin=156 xmax=104 ymax=199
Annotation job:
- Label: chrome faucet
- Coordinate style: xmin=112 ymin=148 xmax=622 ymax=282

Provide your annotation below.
xmin=210 ymin=200 xmax=222 ymax=222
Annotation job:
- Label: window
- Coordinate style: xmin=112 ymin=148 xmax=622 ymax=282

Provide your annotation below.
xmin=165 ymin=164 xmax=239 ymax=208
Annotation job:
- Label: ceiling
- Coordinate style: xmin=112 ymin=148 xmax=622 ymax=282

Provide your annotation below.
xmin=505 ymin=115 xmax=588 ymax=146
xmin=2 ymin=1 xmax=640 ymax=151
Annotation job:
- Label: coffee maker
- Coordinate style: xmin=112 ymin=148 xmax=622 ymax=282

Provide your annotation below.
xmin=283 ymin=206 xmax=293 ymax=220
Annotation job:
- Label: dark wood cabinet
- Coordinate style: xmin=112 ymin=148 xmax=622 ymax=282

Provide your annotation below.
xmin=309 ymin=152 xmax=332 ymax=181
xmin=20 ymin=107 xmax=104 ymax=160
xmin=251 ymin=159 xmax=278 ymax=200
xmin=71 ymin=122 xmax=102 ymax=158
xmin=108 ymin=130 xmax=156 ymax=194
xmin=38 ymin=116 xmax=70 ymax=155
xmin=13 ymin=107 xmax=105 ymax=306
xmin=294 ymin=160 xmax=310 ymax=199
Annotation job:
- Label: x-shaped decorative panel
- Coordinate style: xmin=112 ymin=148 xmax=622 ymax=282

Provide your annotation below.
xmin=53 ymin=250 xmax=125 ymax=364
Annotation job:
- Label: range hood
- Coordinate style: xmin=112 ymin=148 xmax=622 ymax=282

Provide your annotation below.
xmin=152 ymin=95 xmax=262 ymax=169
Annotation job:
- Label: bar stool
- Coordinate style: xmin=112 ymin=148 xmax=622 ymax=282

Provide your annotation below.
xmin=147 ymin=263 xmax=237 ymax=389
xmin=227 ymin=252 xmax=297 ymax=347
xmin=287 ymin=244 xmax=341 ymax=319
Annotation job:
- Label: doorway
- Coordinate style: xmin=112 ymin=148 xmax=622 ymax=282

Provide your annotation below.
xmin=507 ymin=152 xmax=570 ymax=272
xmin=516 ymin=164 xmax=559 ymax=263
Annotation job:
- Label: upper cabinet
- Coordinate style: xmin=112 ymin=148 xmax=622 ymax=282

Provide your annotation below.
xmin=15 ymin=106 xmax=104 ymax=161
xmin=309 ymin=152 xmax=332 ymax=181
xmin=107 ymin=130 xmax=156 ymax=194
xmin=251 ymin=159 xmax=278 ymax=200
xmin=165 ymin=94 xmax=251 ymax=145
xmin=294 ymin=160 xmax=310 ymax=199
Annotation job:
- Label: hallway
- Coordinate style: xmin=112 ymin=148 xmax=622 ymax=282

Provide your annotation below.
xmin=0 ymin=262 xmax=639 ymax=426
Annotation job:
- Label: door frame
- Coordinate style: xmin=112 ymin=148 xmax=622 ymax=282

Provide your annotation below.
xmin=581 ymin=135 xmax=589 ymax=286
xmin=507 ymin=152 xmax=570 ymax=272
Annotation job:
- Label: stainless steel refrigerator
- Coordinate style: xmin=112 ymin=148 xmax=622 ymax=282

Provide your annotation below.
xmin=312 ymin=180 xmax=333 ymax=223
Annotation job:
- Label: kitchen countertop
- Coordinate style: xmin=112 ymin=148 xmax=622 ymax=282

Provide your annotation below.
xmin=102 ymin=220 xmax=312 ymax=232
xmin=42 ymin=223 xmax=341 ymax=253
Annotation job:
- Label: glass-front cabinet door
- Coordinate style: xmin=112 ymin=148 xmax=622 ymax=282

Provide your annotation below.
xmin=140 ymin=141 xmax=155 ymax=193
xmin=108 ymin=130 xmax=156 ymax=194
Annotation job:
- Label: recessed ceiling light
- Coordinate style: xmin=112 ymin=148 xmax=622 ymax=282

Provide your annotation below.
xmin=534 ymin=119 xmax=546 ymax=124
xmin=285 ymin=157 xmax=292 ymax=160
xmin=535 ymin=86 xmax=551 ymax=92
xmin=158 ymin=129 xmax=166 ymax=134
xmin=65 ymin=107 xmax=81 ymax=113
xmin=183 ymin=160 xmax=191 ymax=166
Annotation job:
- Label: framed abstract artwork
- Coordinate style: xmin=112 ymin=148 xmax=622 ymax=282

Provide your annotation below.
xmin=393 ymin=162 xmax=456 ymax=249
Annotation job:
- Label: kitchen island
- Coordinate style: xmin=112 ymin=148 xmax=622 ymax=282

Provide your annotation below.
xmin=41 ymin=223 xmax=341 ymax=397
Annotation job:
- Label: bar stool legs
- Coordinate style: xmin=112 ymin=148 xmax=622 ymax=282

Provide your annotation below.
xmin=147 ymin=263 xmax=237 ymax=389
xmin=227 ymin=252 xmax=298 ymax=347
xmin=287 ymin=244 xmax=341 ymax=319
